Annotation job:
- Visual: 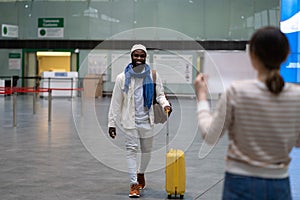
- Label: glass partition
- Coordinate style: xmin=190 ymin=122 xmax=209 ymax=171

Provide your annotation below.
xmin=0 ymin=0 xmax=279 ymax=41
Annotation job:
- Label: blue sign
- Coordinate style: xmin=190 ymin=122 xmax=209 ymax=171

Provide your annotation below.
xmin=54 ymin=72 xmax=67 ymax=77
xmin=280 ymin=0 xmax=300 ymax=83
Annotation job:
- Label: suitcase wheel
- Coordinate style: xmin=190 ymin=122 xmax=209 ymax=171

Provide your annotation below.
xmin=167 ymin=194 xmax=184 ymax=199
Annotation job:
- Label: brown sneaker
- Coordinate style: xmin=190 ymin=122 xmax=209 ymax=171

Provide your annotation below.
xmin=129 ymin=183 xmax=140 ymax=198
xmin=137 ymin=173 xmax=145 ymax=189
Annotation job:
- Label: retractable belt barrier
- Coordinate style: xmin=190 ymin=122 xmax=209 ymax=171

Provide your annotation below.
xmin=0 ymin=86 xmax=83 ymax=94
xmin=0 ymin=86 xmax=49 ymax=94
xmin=1 ymin=86 xmax=83 ymax=127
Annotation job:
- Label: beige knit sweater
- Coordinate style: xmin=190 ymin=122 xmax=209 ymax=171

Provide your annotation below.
xmin=197 ymin=79 xmax=300 ymax=178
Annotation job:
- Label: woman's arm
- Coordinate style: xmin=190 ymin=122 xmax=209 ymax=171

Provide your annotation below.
xmin=194 ymin=73 xmax=233 ymax=145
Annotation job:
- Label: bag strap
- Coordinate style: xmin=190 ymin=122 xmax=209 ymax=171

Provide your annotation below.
xmin=152 ymin=70 xmax=157 ymax=104
xmin=152 ymin=69 xmax=156 ymax=84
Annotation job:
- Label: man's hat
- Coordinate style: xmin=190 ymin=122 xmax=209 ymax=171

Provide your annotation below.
xmin=130 ymin=44 xmax=147 ymax=55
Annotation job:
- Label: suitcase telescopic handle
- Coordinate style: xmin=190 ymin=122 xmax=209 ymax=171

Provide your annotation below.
xmin=166 ymin=109 xmax=170 ymax=153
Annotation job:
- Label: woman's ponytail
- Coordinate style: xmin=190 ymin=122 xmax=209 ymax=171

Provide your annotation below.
xmin=265 ymin=69 xmax=285 ymax=95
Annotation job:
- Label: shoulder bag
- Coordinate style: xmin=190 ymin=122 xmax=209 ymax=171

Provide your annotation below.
xmin=152 ymin=70 xmax=168 ymax=124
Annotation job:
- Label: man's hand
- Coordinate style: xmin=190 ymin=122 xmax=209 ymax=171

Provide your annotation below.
xmin=108 ymin=127 xmax=116 ymax=139
xmin=164 ymin=105 xmax=172 ymax=116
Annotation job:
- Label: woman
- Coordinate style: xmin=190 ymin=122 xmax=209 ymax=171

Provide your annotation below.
xmin=194 ymin=26 xmax=300 ymax=200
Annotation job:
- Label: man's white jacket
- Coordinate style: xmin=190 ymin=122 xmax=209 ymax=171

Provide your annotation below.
xmin=108 ymin=71 xmax=170 ymax=129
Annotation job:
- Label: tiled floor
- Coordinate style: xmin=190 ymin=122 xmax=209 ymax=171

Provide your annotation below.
xmin=0 ymin=94 xmax=299 ymax=200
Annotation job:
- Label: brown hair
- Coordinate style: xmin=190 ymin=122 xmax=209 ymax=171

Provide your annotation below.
xmin=249 ymin=26 xmax=290 ymax=95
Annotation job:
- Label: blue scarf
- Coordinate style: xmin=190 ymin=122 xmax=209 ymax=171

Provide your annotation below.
xmin=123 ymin=63 xmax=154 ymax=109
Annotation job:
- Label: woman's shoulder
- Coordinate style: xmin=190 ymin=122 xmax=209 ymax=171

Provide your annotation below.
xmin=227 ymin=80 xmax=300 ymax=98
xmin=284 ymin=82 xmax=300 ymax=95
xmin=285 ymin=82 xmax=300 ymax=90
xmin=228 ymin=79 xmax=259 ymax=92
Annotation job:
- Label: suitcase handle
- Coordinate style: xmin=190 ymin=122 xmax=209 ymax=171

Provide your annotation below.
xmin=166 ymin=109 xmax=170 ymax=153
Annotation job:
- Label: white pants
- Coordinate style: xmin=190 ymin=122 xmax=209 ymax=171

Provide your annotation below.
xmin=124 ymin=121 xmax=153 ymax=185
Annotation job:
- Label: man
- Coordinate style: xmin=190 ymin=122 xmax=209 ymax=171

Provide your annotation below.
xmin=108 ymin=44 xmax=172 ymax=198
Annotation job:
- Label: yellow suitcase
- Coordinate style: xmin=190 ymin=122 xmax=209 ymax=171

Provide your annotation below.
xmin=165 ymin=149 xmax=186 ymax=199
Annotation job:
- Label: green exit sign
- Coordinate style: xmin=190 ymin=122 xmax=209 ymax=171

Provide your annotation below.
xmin=38 ymin=18 xmax=64 ymax=28
xmin=38 ymin=18 xmax=64 ymax=38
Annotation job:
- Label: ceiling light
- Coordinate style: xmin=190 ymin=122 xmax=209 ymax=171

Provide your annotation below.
xmin=36 ymin=52 xmax=71 ymax=57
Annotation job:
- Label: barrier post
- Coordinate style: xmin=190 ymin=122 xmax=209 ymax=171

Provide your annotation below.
xmin=48 ymin=77 xmax=51 ymax=89
xmin=33 ymin=78 xmax=37 ymax=114
xmin=13 ymin=92 xmax=17 ymax=127
xmin=81 ymin=88 xmax=83 ymax=116
xmin=71 ymin=78 xmax=74 ymax=98
xmin=10 ymin=76 xmax=13 ymax=90
xmin=48 ymin=89 xmax=52 ymax=122
xmin=33 ymin=91 xmax=36 ymax=114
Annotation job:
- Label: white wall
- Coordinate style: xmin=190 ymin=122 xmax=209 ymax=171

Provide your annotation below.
xmin=203 ymin=50 xmax=256 ymax=95
xmin=78 ymin=49 xmax=257 ymax=96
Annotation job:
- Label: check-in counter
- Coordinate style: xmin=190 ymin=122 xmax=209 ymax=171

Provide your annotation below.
xmin=40 ymin=71 xmax=78 ymax=97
